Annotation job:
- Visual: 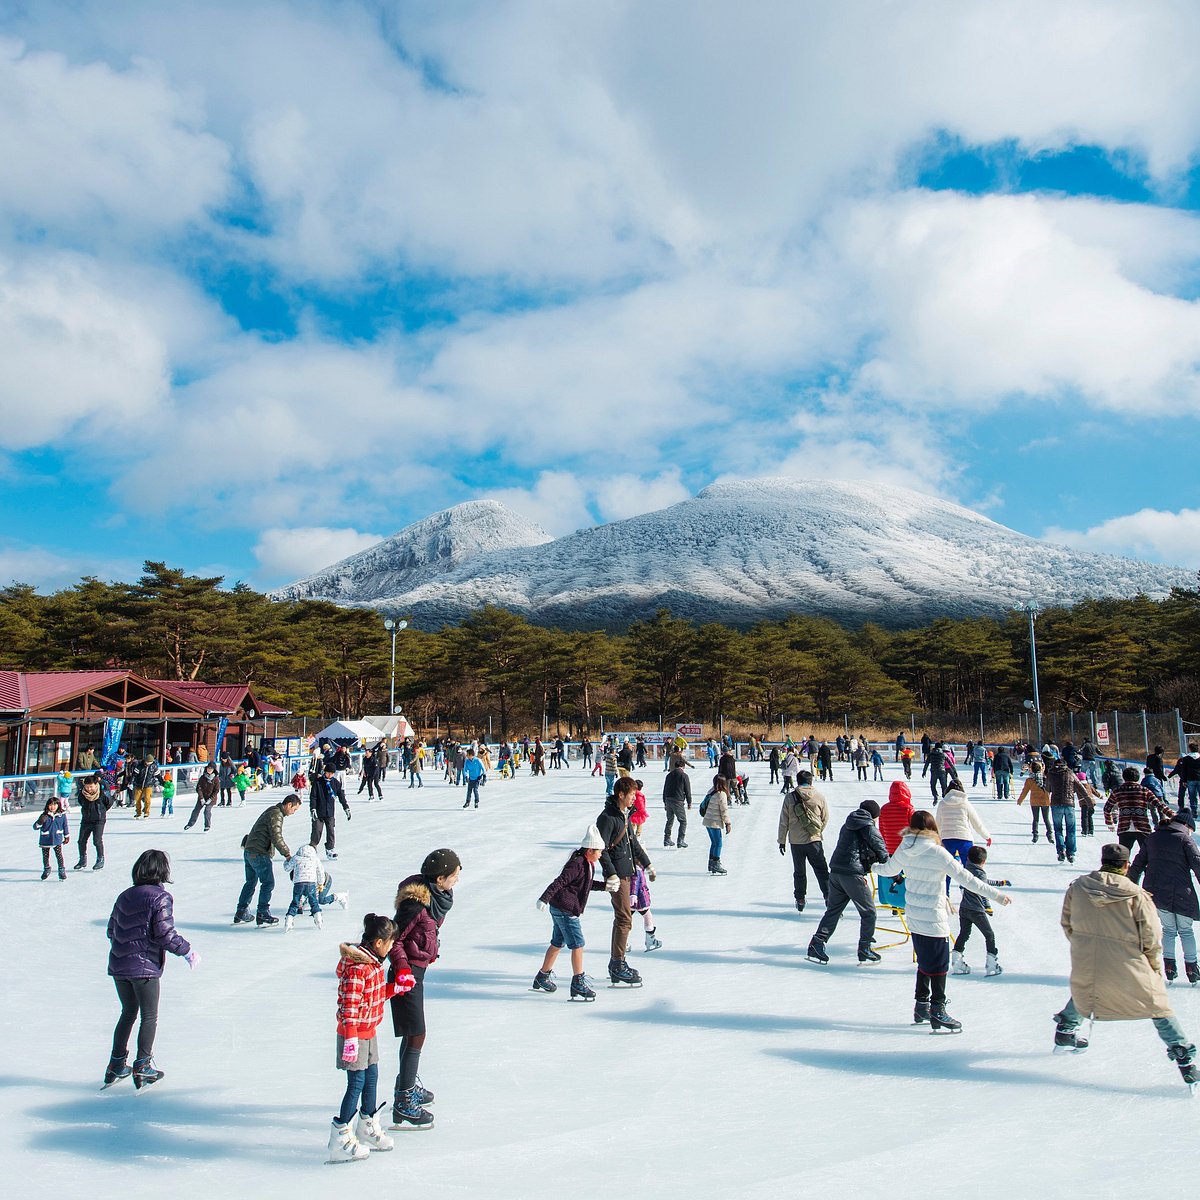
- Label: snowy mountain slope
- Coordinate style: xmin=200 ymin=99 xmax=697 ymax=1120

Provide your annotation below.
xmin=276 ymin=478 xmax=1193 ymax=628
xmin=271 ymin=500 xmax=553 ymax=603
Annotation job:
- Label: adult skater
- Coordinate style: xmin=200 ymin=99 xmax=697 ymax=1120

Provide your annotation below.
xmin=807 ymin=800 xmax=888 ymax=965
xmin=74 ymin=771 xmax=113 ymax=870
xmin=1129 ymin=810 xmax=1200 ymax=985
xmin=310 ymin=763 xmax=351 ymax=859
xmin=104 ymin=849 xmax=198 ymax=1089
xmin=936 ymin=779 xmax=991 ymax=871
xmin=662 ymin=756 xmax=692 ymax=848
xmin=1053 ymin=843 xmax=1199 ymax=1089
xmin=234 ymin=792 xmax=302 ymax=926
xmin=357 ymin=746 xmax=382 ymax=801
xmin=768 ymin=745 xmax=781 ymax=786
xmin=777 ymin=770 xmax=829 ymax=912
xmin=781 ymin=747 xmax=800 ymax=792
xmin=183 ymin=762 xmax=220 ymax=832
xmin=1104 ymin=766 xmax=1173 ymax=856
xmin=701 ymin=775 xmax=733 ymax=876
xmin=597 ymin=776 xmax=653 ymax=986
xmin=1046 ymin=757 xmax=1092 ymax=864
xmin=876 ymin=811 xmax=1010 ymax=1031
xmin=816 ymin=741 xmax=833 ymax=782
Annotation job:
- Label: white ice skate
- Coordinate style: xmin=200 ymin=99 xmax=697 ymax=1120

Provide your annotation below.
xmin=326 ymin=1119 xmax=369 ymax=1164
xmin=313 ymin=911 xmax=323 ymax=930
xmin=950 ymin=950 xmax=970 ymax=975
xmin=354 ymin=1111 xmax=394 ymax=1152
xmin=644 ymin=927 xmax=662 ymax=952
xmin=334 ymin=893 xmax=349 ymax=909
xmin=984 ymin=952 xmax=1003 ymax=977
xmin=283 ymin=915 xmax=295 ymax=932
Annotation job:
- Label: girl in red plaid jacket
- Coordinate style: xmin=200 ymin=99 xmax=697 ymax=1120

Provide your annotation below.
xmin=328 ymin=913 xmax=415 ymax=1164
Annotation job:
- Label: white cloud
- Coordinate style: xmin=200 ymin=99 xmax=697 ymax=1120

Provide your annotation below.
xmin=594 ymin=468 xmax=690 ymax=522
xmin=0 ymin=543 xmax=135 ymax=590
xmin=1045 ymin=508 xmax=1200 ymax=569
xmin=253 ymin=526 xmax=383 ymax=581
xmin=485 ymin=472 xmax=593 ymax=537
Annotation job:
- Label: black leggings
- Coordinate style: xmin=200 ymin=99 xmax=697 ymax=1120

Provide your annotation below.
xmin=954 ymin=910 xmax=997 ymax=955
xmin=394 ymin=1033 xmax=427 ymax=1099
xmin=1031 ymin=806 xmax=1052 ymax=837
xmin=112 ymin=976 xmax=161 ymax=1062
xmin=915 ymin=972 xmax=948 ymax=1005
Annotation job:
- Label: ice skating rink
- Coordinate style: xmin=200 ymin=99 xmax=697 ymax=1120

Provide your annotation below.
xmin=2 ymin=759 xmax=1195 ymax=1197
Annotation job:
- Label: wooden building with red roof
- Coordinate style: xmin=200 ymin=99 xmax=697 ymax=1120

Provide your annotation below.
xmin=0 ymin=670 xmax=289 ymax=775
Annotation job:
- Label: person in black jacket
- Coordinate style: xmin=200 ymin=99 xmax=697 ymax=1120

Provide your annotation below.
xmin=310 ymin=765 xmax=350 ymax=860
xmin=596 ymin=776 xmax=653 ymax=986
xmin=357 ymin=747 xmax=382 ymax=801
xmin=75 ymin=772 xmax=114 ymax=870
xmin=807 ymin=801 xmax=889 ymax=964
xmin=663 ymin=761 xmax=692 ymax=847
xmin=768 ymin=745 xmax=781 ymax=785
xmin=1130 ymin=812 xmax=1200 ymax=984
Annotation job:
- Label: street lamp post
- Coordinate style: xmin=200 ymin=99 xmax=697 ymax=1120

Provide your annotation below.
xmin=1015 ymin=602 xmax=1042 ymax=746
xmin=382 ymin=618 xmax=408 ymax=717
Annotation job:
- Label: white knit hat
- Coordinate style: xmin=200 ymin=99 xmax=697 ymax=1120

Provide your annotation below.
xmin=581 ymin=823 xmax=605 ymax=850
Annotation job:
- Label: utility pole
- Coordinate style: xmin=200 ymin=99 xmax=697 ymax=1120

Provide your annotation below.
xmin=1015 ymin=602 xmax=1042 ymax=745
xmin=382 ymin=618 xmax=408 ymax=717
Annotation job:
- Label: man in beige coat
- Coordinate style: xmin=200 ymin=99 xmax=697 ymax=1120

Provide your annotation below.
xmin=1054 ymin=843 xmax=1198 ymax=1088
xmin=777 ymin=770 xmax=830 ymax=912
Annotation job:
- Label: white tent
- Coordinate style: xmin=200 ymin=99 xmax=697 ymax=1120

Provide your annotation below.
xmin=313 ymin=719 xmax=391 ymax=745
xmin=364 ymin=714 xmax=414 ymax=741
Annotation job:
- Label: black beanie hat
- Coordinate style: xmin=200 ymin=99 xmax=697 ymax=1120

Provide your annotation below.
xmin=860 ymin=800 xmax=881 ymax=819
xmin=422 ymin=848 xmax=461 ymax=880
xmin=1100 ymin=843 xmax=1130 ymax=868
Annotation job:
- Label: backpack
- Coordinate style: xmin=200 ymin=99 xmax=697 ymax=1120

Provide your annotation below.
xmin=793 ymin=791 xmax=824 ymax=839
xmin=699 ymin=795 xmax=710 ymax=818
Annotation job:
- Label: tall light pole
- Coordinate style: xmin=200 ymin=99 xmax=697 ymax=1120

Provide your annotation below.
xmin=1015 ymin=602 xmax=1042 ymax=746
xmin=382 ymin=618 xmax=408 ymax=717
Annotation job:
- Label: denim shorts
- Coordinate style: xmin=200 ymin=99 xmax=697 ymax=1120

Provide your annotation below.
xmin=549 ymin=906 xmax=585 ymax=950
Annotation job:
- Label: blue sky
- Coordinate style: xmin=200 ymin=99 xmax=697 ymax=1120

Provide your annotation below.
xmin=2 ymin=0 xmax=1200 ymax=591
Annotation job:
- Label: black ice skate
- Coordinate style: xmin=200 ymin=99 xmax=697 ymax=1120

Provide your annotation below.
xmin=1168 ymin=1043 xmax=1200 ymax=1093
xmin=929 ymin=1003 xmax=961 ymax=1033
xmin=858 ymin=947 xmax=882 ymax=964
xmin=1053 ymin=1021 xmax=1090 ymax=1054
xmin=390 ymin=1088 xmax=434 ymax=1130
xmin=1165 ymin=958 xmax=1178 ymax=983
xmin=913 ymin=1001 xmax=931 ymax=1025
xmin=132 ymin=1056 xmax=165 ymax=1089
xmin=1187 ymin=962 xmax=1200 ymax=986
xmin=101 ymin=1056 xmax=131 ymax=1089
xmin=806 ymin=941 xmax=829 ymax=964
xmin=570 ymin=973 xmax=597 ymax=1002
xmin=608 ymin=957 xmax=642 ymax=987
xmin=531 ymin=970 xmax=557 ymax=993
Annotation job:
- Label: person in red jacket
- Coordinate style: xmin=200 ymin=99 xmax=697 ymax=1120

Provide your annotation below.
xmin=329 ymin=913 xmax=414 ymax=1164
xmin=879 ymin=781 xmax=915 ymax=854
xmin=533 ymin=824 xmax=608 ymax=1000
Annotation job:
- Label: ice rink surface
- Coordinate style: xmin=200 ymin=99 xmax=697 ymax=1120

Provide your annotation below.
xmin=2 ymin=756 xmax=1196 ymax=1197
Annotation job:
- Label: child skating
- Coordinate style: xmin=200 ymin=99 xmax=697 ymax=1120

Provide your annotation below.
xmin=34 ymin=797 xmax=69 ymax=880
xmin=285 ymin=842 xmax=329 ymax=931
xmin=533 ymin=825 xmax=608 ymax=1000
xmin=630 ymin=863 xmax=662 ymax=951
xmin=329 ymin=913 xmax=414 ymax=1164
xmin=951 ymin=845 xmax=1011 ymax=976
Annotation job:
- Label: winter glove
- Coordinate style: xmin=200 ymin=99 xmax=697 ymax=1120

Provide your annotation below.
xmin=779 ymin=843 xmax=786 ymax=855
xmin=605 ymin=875 xmax=620 ymax=893
xmin=986 ymin=838 xmax=992 ymax=846
xmin=342 ymin=805 xmax=351 ymax=820
xmin=647 ymin=867 xmax=656 ymax=882
xmin=725 ymin=823 xmax=732 ymax=833
xmin=185 ymin=950 xmax=201 ymax=969
xmin=536 ymin=900 xmax=548 ymax=912
xmin=341 ymin=1037 xmax=359 ymax=1064
xmin=63 ymin=836 xmax=70 ymax=844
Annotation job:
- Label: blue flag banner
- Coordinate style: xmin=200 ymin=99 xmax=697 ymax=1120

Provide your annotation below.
xmin=215 ymin=717 xmax=229 ymax=754
xmin=100 ymin=718 xmax=125 ymax=770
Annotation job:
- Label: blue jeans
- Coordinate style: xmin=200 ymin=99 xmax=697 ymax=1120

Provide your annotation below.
xmin=994 ymin=770 xmax=1011 ymax=799
xmin=1160 ymin=909 xmax=1198 ymax=964
xmin=1056 ymin=998 xmax=1187 ymax=1048
xmin=337 ymin=1061 xmax=378 ymax=1124
xmin=286 ymin=882 xmax=319 ymax=916
xmin=1186 ymin=781 xmax=1200 ymax=817
xmin=465 ymin=778 xmax=480 ymax=805
xmin=237 ymin=853 xmax=275 ymax=915
xmin=1051 ymin=806 xmax=1077 ymax=860
xmin=605 ymin=771 xmax=616 ymax=796
xmin=973 ymin=762 xmax=988 ymax=786
xmin=706 ymin=826 xmax=723 ymax=859
xmin=942 ymin=838 xmax=973 ymax=893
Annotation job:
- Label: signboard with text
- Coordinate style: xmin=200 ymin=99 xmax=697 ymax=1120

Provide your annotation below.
xmin=675 ymin=724 xmax=703 ymax=738
xmin=1096 ymin=722 xmax=1110 ymax=745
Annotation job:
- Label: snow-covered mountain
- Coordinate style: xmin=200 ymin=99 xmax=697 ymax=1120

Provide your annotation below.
xmin=272 ymin=479 xmax=1194 ymax=628
xmin=271 ymin=500 xmax=553 ymax=603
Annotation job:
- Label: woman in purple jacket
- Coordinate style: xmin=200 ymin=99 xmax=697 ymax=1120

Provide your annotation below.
xmin=104 ymin=849 xmax=198 ymax=1090
xmin=532 ymin=825 xmax=607 ymax=1002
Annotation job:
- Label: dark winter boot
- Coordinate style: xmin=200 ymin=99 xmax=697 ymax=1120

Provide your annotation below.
xmin=390 ymin=1088 xmax=434 ymax=1130
xmin=1168 ymin=1043 xmax=1200 ymax=1090
xmin=570 ymin=973 xmax=597 ymax=1001
xmin=1165 ymin=958 xmax=1178 ymax=982
xmin=608 ymin=957 xmax=642 ymax=987
xmin=531 ymin=970 xmax=557 ymax=993
xmin=131 ymin=1056 xmax=164 ymax=1089
xmin=1186 ymin=961 xmax=1200 ymax=986
xmin=806 ymin=940 xmax=829 ymax=964
xmin=102 ymin=1055 xmax=131 ymax=1088
xmin=929 ymin=1003 xmax=961 ymax=1033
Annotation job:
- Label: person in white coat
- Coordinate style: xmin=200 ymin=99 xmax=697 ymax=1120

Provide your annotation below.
xmin=877 ymin=810 xmax=1011 ymax=1032
xmin=936 ymin=780 xmax=991 ymax=873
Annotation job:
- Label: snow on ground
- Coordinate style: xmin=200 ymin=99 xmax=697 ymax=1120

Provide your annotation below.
xmin=2 ymin=757 xmax=1197 ymax=1198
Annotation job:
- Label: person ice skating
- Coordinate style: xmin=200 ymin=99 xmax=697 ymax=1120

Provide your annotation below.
xmin=879 ymin=780 xmax=915 ymax=854
xmin=74 ymin=772 xmax=113 ymax=871
xmin=129 ymin=753 xmax=156 ymax=820
xmin=234 ymin=762 xmax=251 ymax=805
xmin=1046 ymin=757 xmax=1091 ymax=864
xmin=218 ymin=752 xmax=235 ymax=806
xmin=870 ymin=748 xmax=885 ymax=781
xmin=1016 ymin=764 xmax=1053 ymax=844
xmin=184 ymin=763 xmax=220 ymax=832
xmin=1104 ymin=766 xmax=1173 ymax=856
xmin=807 ymin=800 xmax=888 ymax=965
xmin=970 ymin=741 xmax=989 ymax=787
xmin=533 ymin=824 xmax=609 ymax=1000
xmin=34 ymin=797 xmax=69 ymax=880
xmin=1052 ymin=843 xmax=1199 ymax=1091
xmin=936 ymin=779 xmax=991 ymax=873
xmin=388 ymin=848 xmax=461 ymax=1130
xmin=104 ymin=849 xmax=198 ymax=1090
xmin=409 ymin=742 xmax=424 ymax=788
xmin=900 ymin=744 xmax=914 ymax=779
xmin=877 ymin=811 xmax=1010 ymax=1031
xmin=285 ymin=842 xmax=331 ymax=931
xmin=329 ymin=913 xmax=415 ymax=1163
xmin=598 ymin=777 xmax=654 ymax=986
xmin=768 ymin=745 xmax=781 ymax=785
xmin=54 ymin=768 xmax=73 ymax=810
xmin=310 ymin=764 xmax=351 ymax=859
xmin=816 ymin=740 xmax=833 ymax=782
xmin=852 ymin=744 xmax=868 ymax=781
xmin=1129 ymin=811 xmax=1200 ymax=985
xmin=701 ymin=774 xmax=733 ymax=876
xmin=357 ymin=747 xmax=383 ymax=802
xmin=158 ymin=766 xmax=175 ymax=817
xmin=461 ymin=748 xmax=485 ymax=808
xmin=1168 ymin=743 xmax=1200 ymax=817
xmin=777 ymin=770 xmax=829 ymax=912
xmin=602 ymin=742 xmax=618 ymax=796
xmin=630 ymin=862 xmax=661 ymax=951
xmin=629 ymin=779 xmax=648 ymax=840
xmin=992 ymin=744 xmax=1014 ymax=799
xmin=951 ymin=845 xmax=1010 ymax=976
xmin=234 ymin=793 xmax=302 ymax=926
xmin=662 ymin=755 xmax=692 ymax=848
xmin=781 ymin=747 xmax=800 ymax=792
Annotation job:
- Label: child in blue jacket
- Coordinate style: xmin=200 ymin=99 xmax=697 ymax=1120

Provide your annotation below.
xmin=35 ymin=797 xmax=70 ymax=880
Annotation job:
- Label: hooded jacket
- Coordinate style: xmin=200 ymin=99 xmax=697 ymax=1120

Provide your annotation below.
xmin=877 ymin=830 xmax=1005 ymax=938
xmin=828 ymin=809 xmax=888 ymax=877
xmin=777 ymin=785 xmax=828 ymax=845
xmin=878 ymin=781 xmax=915 ymax=854
xmin=1129 ymin=820 xmax=1200 ymax=919
xmin=539 ymin=848 xmax=606 ymax=916
xmin=337 ymin=943 xmax=411 ymax=1040
xmin=1061 ymin=870 xmax=1171 ymax=1021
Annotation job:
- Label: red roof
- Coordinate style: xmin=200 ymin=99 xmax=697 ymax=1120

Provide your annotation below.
xmin=151 ymin=680 xmax=290 ymax=717
xmin=24 ymin=670 xmax=128 ymax=711
xmin=0 ymin=670 xmax=29 ymax=712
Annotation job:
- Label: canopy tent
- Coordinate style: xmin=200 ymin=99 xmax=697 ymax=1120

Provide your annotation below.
xmin=364 ymin=714 xmax=413 ymax=741
xmin=312 ymin=719 xmax=391 ymax=746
